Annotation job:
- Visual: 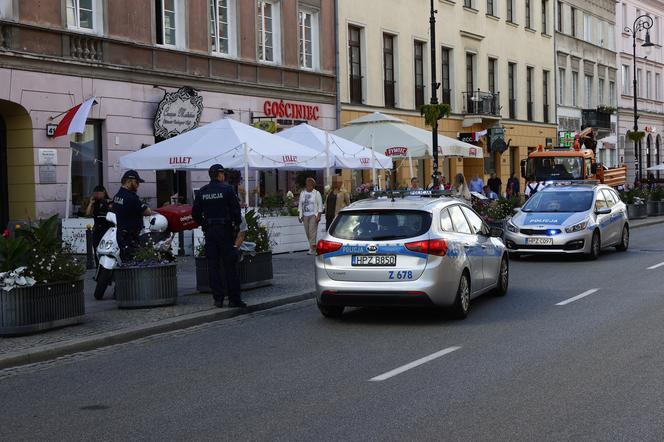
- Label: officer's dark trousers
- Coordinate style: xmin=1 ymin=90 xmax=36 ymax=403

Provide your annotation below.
xmin=117 ymin=230 xmax=140 ymax=262
xmin=205 ymin=225 xmax=241 ymax=304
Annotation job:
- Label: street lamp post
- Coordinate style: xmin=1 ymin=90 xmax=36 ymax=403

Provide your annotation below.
xmin=625 ymin=14 xmax=655 ymax=185
xmin=429 ymin=0 xmax=440 ymax=188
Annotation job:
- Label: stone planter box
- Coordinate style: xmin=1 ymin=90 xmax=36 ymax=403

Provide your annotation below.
xmin=115 ymin=263 xmax=178 ymax=308
xmin=647 ymin=201 xmax=662 ymax=217
xmin=0 ymin=279 xmax=84 ymax=336
xmin=627 ymin=203 xmax=648 ymax=220
xmin=196 ymin=251 xmax=273 ymax=293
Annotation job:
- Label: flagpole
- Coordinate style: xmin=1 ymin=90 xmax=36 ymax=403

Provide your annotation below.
xmin=65 ymin=145 xmax=73 ymax=219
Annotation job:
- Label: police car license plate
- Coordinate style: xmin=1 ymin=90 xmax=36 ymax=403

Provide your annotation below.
xmin=527 ymin=237 xmax=553 ymax=245
xmin=351 ymin=255 xmax=397 ymax=266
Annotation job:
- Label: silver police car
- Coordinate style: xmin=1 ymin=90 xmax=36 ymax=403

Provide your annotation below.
xmin=315 ymin=195 xmax=509 ymax=319
xmin=505 ymin=183 xmax=629 ymax=259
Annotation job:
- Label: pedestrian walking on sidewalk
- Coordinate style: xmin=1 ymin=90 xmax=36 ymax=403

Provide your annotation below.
xmin=192 ymin=164 xmax=247 ymax=309
xmin=85 ymin=185 xmax=112 ymax=265
xmin=112 ymin=171 xmax=151 ymax=261
xmin=298 ymin=177 xmax=323 ymax=255
xmin=325 ymin=176 xmax=350 ymax=231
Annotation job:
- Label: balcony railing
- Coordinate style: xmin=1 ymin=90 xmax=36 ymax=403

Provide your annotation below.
xmin=415 ymin=85 xmax=425 ymax=108
xmin=462 ymin=90 xmax=500 ymax=116
xmin=543 ymin=104 xmax=550 ymax=123
xmin=384 ymin=80 xmax=396 ymax=108
xmin=581 ymin=109 xmax=611 ymax=129
xmin=350 ymin=75 xmax=363 ymax=104
xmin=527 ymin=101 xmax=534 ymax=121
xmin=441 ymin=88 xmax=452 ymax=106
xmin=508 ymin=99 xmax=516 ymax=119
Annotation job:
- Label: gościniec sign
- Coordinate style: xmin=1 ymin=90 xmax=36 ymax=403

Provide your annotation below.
xmin=154 ymin=87 xmax=204 ymax=139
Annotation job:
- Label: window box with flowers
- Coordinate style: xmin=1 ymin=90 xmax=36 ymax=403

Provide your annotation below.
xmin=0 ymin=216 xmax=85 ymax=336
xmin=195 ymin=210 xmax=274 ymax=293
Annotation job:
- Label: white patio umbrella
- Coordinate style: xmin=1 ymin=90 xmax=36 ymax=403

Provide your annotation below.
xmin=647 ymin=163 xmax=664 ymax=171
xmin=277 ymin=123 xmax=393 ymax=185
xmin=119 ymin=118 xmax=328 ymax=206
xmin=333 ymin=112 xmax=484 ymax=183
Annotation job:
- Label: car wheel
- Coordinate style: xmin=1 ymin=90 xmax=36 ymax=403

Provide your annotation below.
xmin=616 ymin=225 xmax=629 ymax=252
xmin=493 ymin=256 xmax=509 ymax=297
xmin=449 ymin=272 xmax=470 ymax=320
xmin=587 ymin=230 xmax=601 ymax=260
xmin=317 ymin=302 xmax=344 ymax=319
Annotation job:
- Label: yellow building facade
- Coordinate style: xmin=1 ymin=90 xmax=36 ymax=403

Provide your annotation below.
xmin=338 ymin=0 xmax=557 ymax=193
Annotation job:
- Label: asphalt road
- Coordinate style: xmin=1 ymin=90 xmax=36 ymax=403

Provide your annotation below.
xmin=2 ymin=224 xmax=664 ymax=441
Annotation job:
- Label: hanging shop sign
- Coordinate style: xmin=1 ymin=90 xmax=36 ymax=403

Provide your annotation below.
xmin=263 ymin=100 xmax=320 ymax=121
xmin=154 ymin=87 xmax=204 ymax=139
xmin=384 ymin=147 xmax=409 ymax=157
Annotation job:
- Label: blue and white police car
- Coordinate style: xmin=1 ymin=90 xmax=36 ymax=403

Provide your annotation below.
xmin=315 ymin=193 xmax=509 ymax=319
xmin=504 ymin=183 xmax=629 ymax=259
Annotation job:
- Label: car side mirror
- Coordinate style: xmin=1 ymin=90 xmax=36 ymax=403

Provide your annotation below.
xmin=489 ymin=226 xmax=504 ymax=238
xmin=596 ymin=207 xmax=611 ymax=215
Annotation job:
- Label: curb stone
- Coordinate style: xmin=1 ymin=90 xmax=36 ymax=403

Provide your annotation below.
xmin=0 ymin=291 xmax=315 ymax=370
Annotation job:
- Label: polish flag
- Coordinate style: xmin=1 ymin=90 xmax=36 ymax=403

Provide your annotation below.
xmin=53 ymin=97 xmax=97 ymax=138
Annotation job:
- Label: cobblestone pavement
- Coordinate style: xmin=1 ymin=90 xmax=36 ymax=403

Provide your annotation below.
xmin=0 ymin=252 xmax=315 ymax=356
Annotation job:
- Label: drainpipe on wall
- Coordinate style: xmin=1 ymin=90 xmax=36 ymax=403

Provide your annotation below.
xmin=334 ymin=0 xmax=341 ymax=130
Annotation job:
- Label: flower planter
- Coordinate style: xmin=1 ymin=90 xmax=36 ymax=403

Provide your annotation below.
xmin=659 ymin=201 xmax=664 ymax=215
xmin=114 ymin=263 xmax=178 ymax=308
xmin=0 ymin=279 xmax=84 ymax=336
xmin=196 ymin=251 xmax=273 ymax=292
xmin=627 ymin=203 xmax=648 ymax=219
xmin=647 ymin=201 xmax=662 ymax=217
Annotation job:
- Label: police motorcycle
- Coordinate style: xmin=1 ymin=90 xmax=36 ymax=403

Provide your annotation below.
xmin=93 ymin=212 xmax=172 ymax=300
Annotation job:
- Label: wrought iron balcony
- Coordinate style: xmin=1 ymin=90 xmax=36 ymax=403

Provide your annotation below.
xmin=462 ymin=90 xmax=500 ymax=117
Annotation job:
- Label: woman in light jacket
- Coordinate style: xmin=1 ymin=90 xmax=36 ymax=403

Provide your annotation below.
xmin=453 ymin=173 xmax=472 ymax=201
xmin=298 ymin=177 xmax=324 ymax=255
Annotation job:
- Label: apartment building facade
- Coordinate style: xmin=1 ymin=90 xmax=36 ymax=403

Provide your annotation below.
xmin=555 ymin=0 xmax=619 ymax=167
xmin=0 ymin=0 xmax=336 ymax=227
xmin=338 ymin=0 xmax=557 ymax=190
xmin=616 ymin=0 xmax=664 ymax=184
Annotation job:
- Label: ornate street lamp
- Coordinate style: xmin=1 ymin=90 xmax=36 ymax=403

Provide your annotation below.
xmin=429 ymin=0 xmax=440 ymax=188
xmin=624 ymin=14 xmax=655 ymax=184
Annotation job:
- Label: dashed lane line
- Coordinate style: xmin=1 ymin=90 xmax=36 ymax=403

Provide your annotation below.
xmin=369 ymin=346 xmax=462 ymax=382
xmin=647 ymin=262 xmax=664 ymax=270
xmin=555 ymin=289 xmax=600 ymax=306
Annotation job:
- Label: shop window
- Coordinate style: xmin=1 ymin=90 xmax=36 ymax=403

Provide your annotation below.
xmin=70 ymin=122 xmax=103 ymax=217
xmin=210 ymin=0 xmax=236 ymax=56
xmin=257 ymin=0 xmax=281 ymax=63
xmin=299 ymin=8 xmax=319 ymax=70
xmin=156 ymin=0 xmax=185 ymax=47
xmin=66 ymin=0 xmax=102 ymax=33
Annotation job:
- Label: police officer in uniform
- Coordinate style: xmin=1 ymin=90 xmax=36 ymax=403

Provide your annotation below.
xmin=85 ymin=185 xmax=113 ymax=265
xmin=113 ymin=170 xmax=151 ymax=261
xmin=193 ymin=164 xmax=246 ymax=309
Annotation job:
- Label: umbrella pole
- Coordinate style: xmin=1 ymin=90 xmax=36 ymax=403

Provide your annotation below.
xmin=243 ymin=142 xmax=250 ymax=208
xmin=255 ymin=170 xmax=259 ymax=208
xmin=371 ymin=131 xmax=377 ymax=187
xmin=408 ymin=153 xmax=414 ymax=182
xmin=325 ymin=131 xmax=332 ymax=188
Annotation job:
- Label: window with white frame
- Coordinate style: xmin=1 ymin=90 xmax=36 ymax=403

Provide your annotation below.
xmin=572 ymin=71 xmax=578 ymax=106
xmin=584 ymin=75 xmax=593 ymax=108
xmin=583 ymin=14 xmax=592 ymax=43
xmin=257 ymin=0 xmax=281 ymax=63
xmin=608 ymin=23 xmax=615 ymax=50
xmin=156 ymin=0 xmax=184 ymax=47
xmin=647 ymin=71 xmax=652 ymax=99
xmin=656 ymin=74 xmax=662 ymax=101
xmin=558 ymin=67 xmax=565 ymax=105
xmin=622 ymin=64 xmax=630 ymax=95
xmin=637 ymin=68 xmax=642 ymax=96
xmin=609 ymin=80 xmax=616 ymax=106
xmin=598 ymin=78 xmax=604 ymax=105
xmin=298 ymin=8 xmax=319 ymax=69
xmin=210 ymin=0 xmax=236 ymax=56
xmin=66 ymin=0 xmax=98 ymax=31
xmin=0 ymin=0 xmax=13 ymax=19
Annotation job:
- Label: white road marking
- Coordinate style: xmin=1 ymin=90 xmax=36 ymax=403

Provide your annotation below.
xmin=369 ymin=346 xmax=461 ymax=382
xmin=555 ymin=289 xmax=600 ymax=306
xmin=647 ymin=262 xmax=664 ymax=270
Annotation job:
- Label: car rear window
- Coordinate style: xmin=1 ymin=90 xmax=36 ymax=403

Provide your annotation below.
xmin=330 ymin=210 xmax=432 ymax=241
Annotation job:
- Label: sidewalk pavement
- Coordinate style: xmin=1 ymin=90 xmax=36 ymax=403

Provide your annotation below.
xmin=1 ymin=215 xmax=663 ymax=370
xmin=0 ymin=251 xmax=316 ymax=369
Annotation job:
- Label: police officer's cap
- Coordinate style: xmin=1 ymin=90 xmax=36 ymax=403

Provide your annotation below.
xmin=93 ymin=185 xmax=106 ymax=192
xmin=208 ymin=164 xmax=225 ymax=178
xmin=121 ymin=170 xmax=145 ymax=183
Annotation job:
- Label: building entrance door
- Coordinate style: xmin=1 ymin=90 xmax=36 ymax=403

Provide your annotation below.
xmin=0 ymin=116 xmax=7 ymax=229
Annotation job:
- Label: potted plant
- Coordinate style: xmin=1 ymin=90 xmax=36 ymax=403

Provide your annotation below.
xmin=620 ymin=188 xmax=648 ymax=219
xmin=0 ymin=216 xmax=85 ymax=336
xmin=473 ymin=196 xmax=520 ymax=236
xmin=649 ymin=186 xmax=664 ymax=216
xmin=114 ymin=239 xmax=178 ymax=308
xmin=195 ymin=209 xmax=274 ymax=293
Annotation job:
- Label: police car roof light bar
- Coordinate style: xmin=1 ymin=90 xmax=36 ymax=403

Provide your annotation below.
xmin=547 ymin=180 xmax=600 ymax=186
xmin=371 ymin=189 xmax=454 ymax=199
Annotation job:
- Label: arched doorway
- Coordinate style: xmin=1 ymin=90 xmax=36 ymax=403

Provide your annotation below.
xmin=0 ymin=116 xmax=7 ymax=230
xmin=0 ymin=100 xmax=35 ymax=223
